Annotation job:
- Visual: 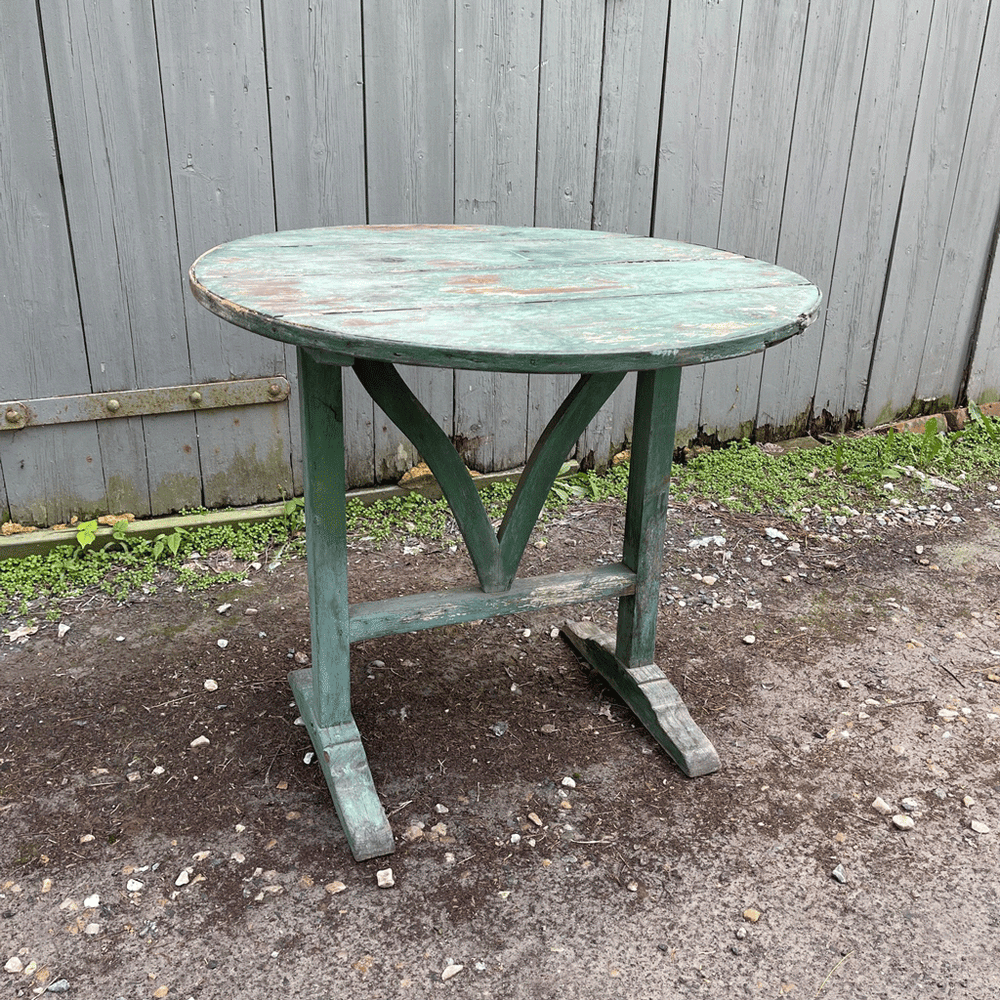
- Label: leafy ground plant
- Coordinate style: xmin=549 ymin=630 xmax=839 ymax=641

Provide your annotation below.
xmin=2 ymin=415 xmax=999 ymax=620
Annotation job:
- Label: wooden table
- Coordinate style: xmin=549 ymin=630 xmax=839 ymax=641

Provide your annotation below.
xmin=190 ymin=225 xmax=820 ymax=861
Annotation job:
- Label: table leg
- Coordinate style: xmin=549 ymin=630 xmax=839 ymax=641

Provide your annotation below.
xmin=562 ymin=368 xmax=720 ymax=777
xmin=291 ymin=348 xmax=393 ymax=860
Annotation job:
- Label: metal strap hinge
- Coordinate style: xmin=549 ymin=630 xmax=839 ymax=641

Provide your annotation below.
xmin=2 ymin=377 xmax=290 ymax=431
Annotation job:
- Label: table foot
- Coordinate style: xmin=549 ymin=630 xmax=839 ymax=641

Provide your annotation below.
xmin=560 ymin=622 xmax=720 ymax=777
xmin=289 ymin=668 xmax=395 ymax=861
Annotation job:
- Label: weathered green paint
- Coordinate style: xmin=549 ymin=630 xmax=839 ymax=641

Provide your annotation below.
xmin=561 ymin=620 xmax=720 ymax=777
xmin=190 ymin=226 xmax=820 ymax=376
xmin=615 ymin=367 xmax=680 ymax=668
xmin=148 ymin=470 xmax=203 ymax=517
xmin=497 ymin=371 xmax=625 ymax=585
xmin=190 ymin=224 xmax=816 ymax=862
xmin=288 ymin=668 xmax=393 ymax=860
xmin=349 ymin=564 xmax=636 ymax=643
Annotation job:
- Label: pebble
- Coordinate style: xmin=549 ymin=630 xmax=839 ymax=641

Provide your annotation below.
xmin=742 ymin=635 xmax=756 ymax=645
xmin=216 ymin=603 xmax=232 ymax=614
xmin=702 ymin=575 xmax=718 ymax=587
xmin=84 ymin=923 xmax=100 ymax=935
xmin=126 ymin=879 xmax=144 ymax=892
xmin=442 ymin=964 xmax=464 ymax=981
xmin=743 ymin=908 xmax=761 ymax=923
xmin=216 ymin=639 xmax=229 ymax=649
xmin=963 ymin=796 xmax=976 ymax=807
xmin=900 ymin=797 xmax=920 ymax=812
xmin=435 ymin=803 xmax=450 ymax=814
xmin=4 ymin=957 xmax=23 ymax=974
xmin=294 ymin=650 xmax=309 ymax=664
xmin=872 ymin=797 xmax=892 ymax=815
xmin=561 ymin=777 xmax=577 ymax=789
xmin=83 ymin=893 xmax=100 ymax=908
xmin=57 ymin=623 xmax=70 ymax=640
xmin=735 ymin=927 xmax=748 ymax=940
xmin=831 ymin=864 xmax=847 ymax=884
xmin=204 ymin=678 xmax=219 ymax=691
xmin=402 ymin=825 xmax=424 ymax=843
xmin=938 ymin=709 xmax=959 ymax=720
xmin=175 ymin=869 xmax=192 ymax=887
xmin=837 ymin=679 xmax=851 ymax=689
xmin=79 ymin=834 xmax=95 ymax=844
xmin=528 ymin=812 xmax=543 ymax=827
xmin=892 ymin=814 xmax=915 ymax=831
xmin=971 ymin=821 xmax=991 ymax=835
xmin=325 ymin=881 xmax=346 ymax=894
xmin=376 ymin=869 xmax=395 ymax=888
xmin=490 ymin=721 xmax=508 ymax=737
xmin=47 ymin=981 xmax=71 ymax=994
xmin=189 ymin=735 xmax=210 ymax=748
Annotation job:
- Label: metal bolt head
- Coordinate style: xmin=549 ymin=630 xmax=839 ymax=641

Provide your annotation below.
xmin=106 ymin=398 xmax=121 ymax=413
xmin=268 ymin=383 xmax=283 ymax=398
xmin=189 ymin=391 xmax=203 ymax=405
xmin=5 ymin=408 xmax=21 ymax=425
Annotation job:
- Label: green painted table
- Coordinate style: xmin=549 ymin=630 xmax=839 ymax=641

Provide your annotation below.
xmin=190 ymin=225 xmax=821 ymax=861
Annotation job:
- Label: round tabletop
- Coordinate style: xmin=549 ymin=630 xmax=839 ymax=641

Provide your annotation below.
xmin=189 ymin=225 xmax=821 ymax=375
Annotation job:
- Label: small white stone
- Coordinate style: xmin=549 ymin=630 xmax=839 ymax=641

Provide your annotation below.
xmin=376 ymin=868 xmax=395 ymax=888
xmin=216 ymin=639 xmax=229 ymax=649
xmin=938 ymin=709 xmax=959 ymax=720
xmin=963 ymin=796 xmax=976 ymax=807
xmin=510 ymin=833 xmax=521 ymax=844
xmin=175 ymin=868 xmax=191 ymax=887
xmin=435 ymin=803 xmax=450 ymax=814
xmin=126 ymin=879 xmax=144 ymax=892
xmin=189 ymin=735 xmax=210 ymax=748
xmin=702 ymin=575 xmax=718 ymax=587
xmin=83 ymin=893 xmax=100 ymax=908
xmin=971 ymin=820 xmax=991 ymax=835
xmin=892 ymin=814 xmax=915 ymax=831
xmin=5 ymin=957 xmax=24 ymax=974
xmin=900 ymin=797 xmax=920 ymax=812
xmin=204 ymin=678 xmax=219 ymax=691
xmin=742 ymin=635 xmax=756 ymax=645
xmin=57 ymin=623 xmax=71 ymax=639
xmin=561 ymin=776 xmax=577 ymax=789
xmin=152 ymin=765 xmax=165 ymax=775
xmin=216 ymin=603 xmax=232 ymax=614
xmin=442 ymin=964 xmax=464 ymax=981
xmin=84 ymin=923 xmax=100 ymax=936
xmin=837 ymin=679 xmax=851 ymax=689
xmin=303 ymin=751 xmax=315 ymax=765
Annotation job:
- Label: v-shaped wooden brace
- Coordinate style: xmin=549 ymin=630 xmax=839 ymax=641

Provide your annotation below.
xmin=353 ymin=358 xmax=625 ymax=593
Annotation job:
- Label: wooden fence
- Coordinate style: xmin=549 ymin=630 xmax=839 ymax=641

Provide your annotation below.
xmin=2 ymin=0 xmax=999 ymax=526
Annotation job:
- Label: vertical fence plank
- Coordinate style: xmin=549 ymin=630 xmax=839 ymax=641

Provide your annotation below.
xmin=454 ymin=0 xmax=541 ymax=471
xmin=915 ymin=8 xmax=1000 ymax=411
xmin=40 ymin=1 xmax=207 ymax=518
xmin=586 ymin=0 xmax=669 ymax=465
xmin=265 ymin=0 xmax=372 ymax=487
xmin=155 ymin=1 xmax=293 ymax=508
xmin=0 ymin=4 xmax=106 ymax=526
xmin=528 ymin=0 xmax=605 ymax=466
xmin=653 ymin=0 xmax=742 ymax=446
xmin=966 ymin=218 xmax=1000 ymax=404
xmin=812 ymin=3 xmax=933 ymax=426
xmin=864 ymin=0 xmax=991 ymax=425
xmin=755 ymin=0 xmax=874 ymax=438
xmin=701 ymin=0 xmax=808 ymax=443
xmin=364 ymin=0 xmax=456 ymax=482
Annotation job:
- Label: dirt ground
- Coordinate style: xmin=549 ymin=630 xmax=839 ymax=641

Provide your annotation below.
xmin=2 ymin=486 xmax=1000 ymax=999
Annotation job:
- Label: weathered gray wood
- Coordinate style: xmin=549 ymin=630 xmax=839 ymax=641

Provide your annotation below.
xmin=349 ymin=565 xmax=636 ymax=643
xmin=289 ymin=669 xmax=394 ymax=861
xmin=264 ymin=0 xmax=371 ymax=488
xmin=616 ymin=367 xmax=680 ymax=668
xmin=40 ymin=0 xmax=206 ymax=518
xmin=584 ymin=0 xmax=668 ymax=465
xmin=0 ymin=2 xmax=107 ymax=525
xmin=363 ymin=0 xmax=456 ymax=482
xmin=756 ymin=0 xmax=874 ymax=437
xmin=561 ymin=621 xmax=720 ymax=777
xmin=813 ymin=3 xmax=935 ymax=424
xmin=653 ymin=0 xmax=742 ymax=445
xmin=155 ymin=1 xmax=293 ymax=506
xmin=702 ymin=0 xmax=809 ymax=442
xmin=454 ymin=0 xmax=542 ymax=470
xmin=916 ymin=7 xmax=1000 ymax=411
xmin=534 ymin=0 xmax=657 ymax=462
xmin=864 ymin=0 xmax=991 ymax=425
xmin=967 ymin=216 xmax=1000 ymax=404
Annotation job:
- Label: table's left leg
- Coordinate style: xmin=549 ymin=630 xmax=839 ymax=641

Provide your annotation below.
xmin=562 ymin=367 xmax=720 ymax=777
xmin=289 ymin=348 xmax=393 ymax=860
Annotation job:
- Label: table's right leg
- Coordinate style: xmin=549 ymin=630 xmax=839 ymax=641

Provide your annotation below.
xmin=289 ymin=348 xmax=393 ymax=861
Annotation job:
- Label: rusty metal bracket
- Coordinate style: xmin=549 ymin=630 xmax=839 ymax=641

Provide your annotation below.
xmin=1 ymin=377 xmax=290 ymax=431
